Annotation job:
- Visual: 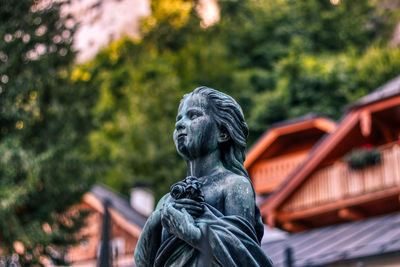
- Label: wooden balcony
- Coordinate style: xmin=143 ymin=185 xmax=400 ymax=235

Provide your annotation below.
xmin=251 ymin=152 xmax=307 ymax=193
xmin=282 ymin=143 xmax=400 ymax=213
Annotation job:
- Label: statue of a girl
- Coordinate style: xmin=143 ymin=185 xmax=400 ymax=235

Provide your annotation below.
xmin=134 ymin=87 xmax=273 ymax=266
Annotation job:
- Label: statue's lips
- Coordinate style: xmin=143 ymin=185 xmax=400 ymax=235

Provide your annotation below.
xmin=177 ymin=134 xmax=187 ymax=153
xmin=177 ymin=134 xmax=187 ymax=148
xmin=177 ymin=133 xmax=187 ymax=140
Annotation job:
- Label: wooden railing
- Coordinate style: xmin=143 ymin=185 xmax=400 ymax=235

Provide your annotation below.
xmin=252 ymin=152 xmax=307 ymax=193
xmin=282 ymin=143 xmax=400 ymax=212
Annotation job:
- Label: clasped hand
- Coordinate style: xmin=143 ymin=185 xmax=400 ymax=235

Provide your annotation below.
xmin=161 ymin=198 xmax=203 ymax=245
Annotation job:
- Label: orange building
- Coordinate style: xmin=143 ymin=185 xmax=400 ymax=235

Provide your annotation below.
xmin=261 ymin=75 xmax=400 ymax=232
xmin=255 ymin=75 xmax=400 ymax=266
xmin=67 ymin=185 xmax=148 ymax=267
xmin=245 ymin=114 xmax=336 ymax=196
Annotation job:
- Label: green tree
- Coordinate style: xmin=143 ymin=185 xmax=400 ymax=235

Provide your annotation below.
xmin=81 ymin=0 xmax=400 ymax=200
xmin=0 ymin=0 xmax=93 ymax=264
xmin=216 ymin=0 xmax=400 ymax=142
xmin=78 ymin=2 xmax=238 ymax=200
xmin=75 ymin=39 xmax=187 ymax=200
xmin=248 ymin=46 xmax=400 ymax=138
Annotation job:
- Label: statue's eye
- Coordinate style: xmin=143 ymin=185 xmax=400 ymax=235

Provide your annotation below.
xmin=189 ymin=111 xmax=202 ymax=120
xmin=176 ymin=115 xmax=182 ymax=122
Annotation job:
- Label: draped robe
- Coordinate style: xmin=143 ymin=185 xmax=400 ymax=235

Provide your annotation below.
xmin=150 ymin=203 xmax=273 ymax=267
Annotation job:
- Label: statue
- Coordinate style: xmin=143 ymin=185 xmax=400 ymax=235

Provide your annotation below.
xmin=134 ymin=87 xmax=273 ymax=266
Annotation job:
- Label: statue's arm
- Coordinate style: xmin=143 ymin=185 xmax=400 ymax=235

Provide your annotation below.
xmin=134 ymin=194 xmax=169 ymax=267
xmin=224 ymin=175 xmax=255 ymax=223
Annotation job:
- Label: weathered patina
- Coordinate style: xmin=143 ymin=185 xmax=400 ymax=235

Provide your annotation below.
xmin=134 ymin=87 xmax=273 ymax=266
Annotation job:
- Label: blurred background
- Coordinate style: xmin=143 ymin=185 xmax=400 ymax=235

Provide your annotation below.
xmin=1 ymin=0 xmax=400 ymax=266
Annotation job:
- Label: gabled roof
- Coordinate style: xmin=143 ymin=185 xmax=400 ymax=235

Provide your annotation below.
xmin=83 ymin=184 xmax=148 ymax=237
xmin=348 ymin=75 xmax=400 ymax=110
xmin=261 ymin=75 xmax=400 ymax=217
xmin=260 ymin=112 xmax=359 ymax=215
xmin=245 ymin=114 xmax=336 ymax=169
xmin=263 ymin=211 xmax=400 ymax=267
xmin=90 ymin=184 xmax=148 ymax=228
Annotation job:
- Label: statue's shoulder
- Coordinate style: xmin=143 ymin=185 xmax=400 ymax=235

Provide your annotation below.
xmin=223 ymin=172 xmax=253 ymax=196
xmin=222 ymin=172 xmax=256 ymax=218
xmin=155 ymin=193 xmax=172 ymax=210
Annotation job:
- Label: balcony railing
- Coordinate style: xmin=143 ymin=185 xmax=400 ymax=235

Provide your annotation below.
xmin=282 ymin=143 xmax=400 ymax=212
xmin=251 ymin=152 xmax=307 ymax=193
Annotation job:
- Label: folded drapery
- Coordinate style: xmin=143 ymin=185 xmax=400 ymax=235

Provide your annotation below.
xmin=154 ymin=203 xmax=273 ymax=267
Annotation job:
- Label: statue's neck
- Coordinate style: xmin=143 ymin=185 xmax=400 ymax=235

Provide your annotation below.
xmin=186 ymin=149 xmax=225 ymax=178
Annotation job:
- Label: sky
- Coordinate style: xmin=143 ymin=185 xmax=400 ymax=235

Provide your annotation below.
xmin=63 ymin=0 xmax=219 ymax=62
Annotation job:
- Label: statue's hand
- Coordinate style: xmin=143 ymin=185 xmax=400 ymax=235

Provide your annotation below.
xmin=161 ymin=202 xmax=201 ymax=246
xmin=173 ymin=198 xmax=204 ymax=217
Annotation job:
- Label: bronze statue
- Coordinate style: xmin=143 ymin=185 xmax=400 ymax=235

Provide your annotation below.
xmin=134 ymin=87 xmax=273 ymax=266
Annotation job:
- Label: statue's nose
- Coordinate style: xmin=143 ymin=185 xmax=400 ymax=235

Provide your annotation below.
xmin=175 ymin=119 xmax=186 ymax=131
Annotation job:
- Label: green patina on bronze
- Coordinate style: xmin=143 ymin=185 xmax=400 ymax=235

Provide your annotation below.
xmin=134 ymin=87 xmax=273 ymax=266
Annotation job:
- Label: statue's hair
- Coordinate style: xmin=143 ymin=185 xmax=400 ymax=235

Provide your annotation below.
xmin=189 ymin=86 xmax=249 ymax=178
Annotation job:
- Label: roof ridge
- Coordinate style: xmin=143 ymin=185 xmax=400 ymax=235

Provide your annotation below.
xmin=90 ymin=183 xmax=148 ymax=228
xmin=347 ymin=74 xmax=400 ymax=111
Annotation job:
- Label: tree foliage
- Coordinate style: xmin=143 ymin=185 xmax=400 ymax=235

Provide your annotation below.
xmin=0 ymin=0 xmax=93 ymax=264
xmin=79 ymin=0 xmax=400 ymax=200
xmin=75 ymin=40 xmax=186 ymax=199
xmin=3 ymin=0 xmax=399 ymax=263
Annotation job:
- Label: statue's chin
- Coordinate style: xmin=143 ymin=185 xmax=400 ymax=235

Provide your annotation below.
xmin=175 ymin=138 xmax=217 ymax=161
xmin=176 ymin=143 xmax=190 ymax=160
xmin=176 ymin=145 xmax=204 ymax=161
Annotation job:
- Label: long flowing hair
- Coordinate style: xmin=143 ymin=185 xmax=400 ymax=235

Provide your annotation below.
xmin=191 ymin=86 xmax=249 ymax=177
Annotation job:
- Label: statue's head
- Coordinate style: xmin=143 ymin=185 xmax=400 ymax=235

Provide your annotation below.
xmin=174 ymin=86 xmax=249 ymax=177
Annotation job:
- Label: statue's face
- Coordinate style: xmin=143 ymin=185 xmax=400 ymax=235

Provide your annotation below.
xmin=173 ymin=94 xmax=220 ymax=160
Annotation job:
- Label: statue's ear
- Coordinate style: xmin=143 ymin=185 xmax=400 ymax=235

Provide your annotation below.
xmin=218 ymin=128 xmax=230 ymax=143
